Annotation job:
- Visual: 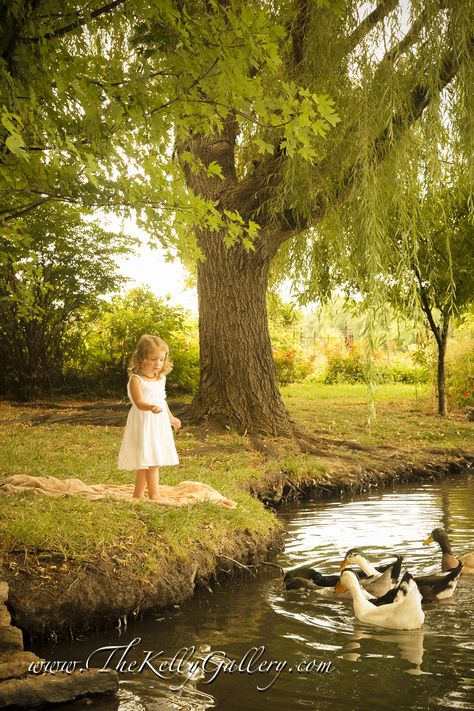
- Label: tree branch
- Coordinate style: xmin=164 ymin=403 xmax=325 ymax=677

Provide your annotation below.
xmin=413 ymin=265 xmax=442 ymax=348
xmin=259 ymin=32 xmax=473 ymax=253
xmin=24 ymin=0 xmax=128 ymax=43
xmin=290 ymin=0 xmax=311 ymax=67
xmin=374 ymin=37 xmax=474 ymax=161
xmin=150 ymin=58 xmax=221 ymax=115
xmin=382 ymin=7 xmax=428 ymax=64
xmin=346 ymin=0 xmax=399 ymax=55
xmin=1 ymin=197 xmax=53 ymax=221
xmin=1 ymin=0 xmax=42 ymax=63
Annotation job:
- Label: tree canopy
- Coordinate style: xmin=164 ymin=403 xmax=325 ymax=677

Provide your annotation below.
xmin=0 ymin=202 xmax=129 ymax=399
xmin=1 ymin=1 xmax=473 ymax=431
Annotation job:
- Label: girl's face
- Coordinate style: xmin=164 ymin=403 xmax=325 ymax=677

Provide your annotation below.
xmin=143 ymin=349 xmax=166 ymax=374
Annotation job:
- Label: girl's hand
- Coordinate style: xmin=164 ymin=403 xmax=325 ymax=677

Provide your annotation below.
xmin=150 ymin=405 xmax=163 ymax=414
xmin=170 ymin=416 xmax=181 ymax=430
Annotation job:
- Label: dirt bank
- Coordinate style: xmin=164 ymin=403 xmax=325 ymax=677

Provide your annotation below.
xmin=1 ymin=525 xmax=283 ymax=644
xmin=249 ymin=443 xmax=474 ymax=505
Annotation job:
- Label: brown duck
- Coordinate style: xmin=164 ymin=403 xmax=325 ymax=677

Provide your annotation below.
xmin=423 ymin=528 xmax=474 ymax=575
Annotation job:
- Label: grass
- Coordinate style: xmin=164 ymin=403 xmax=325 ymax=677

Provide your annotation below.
xmin=282 ymin=382 xmax=472 ymax=448
xmin=0 ymin=383 xmax=472 ymax=567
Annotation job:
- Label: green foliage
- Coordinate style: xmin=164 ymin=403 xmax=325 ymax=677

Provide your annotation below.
xmin=374 ymin=361 xmax=429 ymax=386
xmin=71 ymin=287 xmax=199 ymax=395
xmin=0 ymin=203 xmax=129 ymax=399
xmin=273 ymin=347 xmax=314 ymax=385
xmin=267 ymin=290 xmax=302 ymax=349
xmin=323 ymin=344 xmax=429 ymax=385
xmin=267 ymin=291 xmax=314 ymax=384
xmin=0 ymin=0 xmax=340 ymax=257
xmin=446 ymin=315 xmax=474 ymax=409
xmin=323 ymin=344 xmax=367 ymax=384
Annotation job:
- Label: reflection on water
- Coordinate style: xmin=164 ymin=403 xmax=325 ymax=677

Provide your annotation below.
xmin=340 ymin=628 xmax=425 ymax=670
xmin=36 ymin=474 xmax=474 ymax=711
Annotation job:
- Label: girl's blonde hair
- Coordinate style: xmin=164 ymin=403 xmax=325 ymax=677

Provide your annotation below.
xmin=128 ymin=334 xmax=172 ymax=377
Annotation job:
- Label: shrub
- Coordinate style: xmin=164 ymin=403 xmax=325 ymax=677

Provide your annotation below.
xmin=69 ymin=287 xmax=200 ymax=396
xmin=323 ymin=344 xmax=366 ymax=384
xmin=446 ymin=319 xmax=474 ymax=409
xmin=273 ymin=347 xmax=314 ymax=385
xmin=165 ymin=332 xmax=200 ymax=394
xmin=373 ymin=363 xmax=429 ymax=384
xmin=323 ymin=345 xmax=429 ymax=385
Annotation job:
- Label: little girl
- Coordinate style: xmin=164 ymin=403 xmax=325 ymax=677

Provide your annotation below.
xmin=118 ymin=334 xmax=181 ymax=499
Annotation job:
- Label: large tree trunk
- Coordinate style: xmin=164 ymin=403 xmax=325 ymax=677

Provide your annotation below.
xmin=181 ymin=125 xmax=294 ymax=436
xmin=188 ymin=232 xmax=293 ymax=436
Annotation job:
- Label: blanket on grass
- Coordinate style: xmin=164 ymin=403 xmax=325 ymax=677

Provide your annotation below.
xmin=0 ymin=474 xmax=237 ymax=509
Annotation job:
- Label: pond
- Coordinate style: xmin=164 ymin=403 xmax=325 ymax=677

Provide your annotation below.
xmin=36 ymin=472 xmax=474 ymax=710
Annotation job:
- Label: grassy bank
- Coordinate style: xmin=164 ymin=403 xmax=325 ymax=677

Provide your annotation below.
xmin=0 ymin=383 xmax=472 ymax=639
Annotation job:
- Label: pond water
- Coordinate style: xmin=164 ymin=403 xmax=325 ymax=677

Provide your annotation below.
xmin=36 ymin=472 xmax=474 ymax=711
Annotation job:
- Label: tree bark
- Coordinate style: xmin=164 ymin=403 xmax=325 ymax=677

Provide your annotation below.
xmin=180 ymin=124 xmax=295 ymax=436
xmin=188 ymin=232 xmax=293 ymax=435
xmin=416 ymin=274 xmax=450 ymax=418
xmin=436 ymin=318 xmax=449 ymax=417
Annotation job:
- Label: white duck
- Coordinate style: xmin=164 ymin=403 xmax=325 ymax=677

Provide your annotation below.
xmin=338 ymin=550 xmax=399 ymax=597
xmin=336 ymin=570 xmax=425 ymax=630
xmin=341 ymin=547 xmax=462 ymax=602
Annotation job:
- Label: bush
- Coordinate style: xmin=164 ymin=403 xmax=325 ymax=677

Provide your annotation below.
xmin=373 ymin=363 xmax=429 ymax=384
xmin=323 ymin=344 xmax=366 ymax=384
xmin=446 ymin=319 xmax=474 ymax=409
xmin=323 ymin=344 xmax=429 ymax=385
xmin=68 ymin=287 xmax=200 ymax=396
xmin=165 ymin=332 xmax=200 ymax=394
xmin=274 ymin=347 xmax=314 ymax=385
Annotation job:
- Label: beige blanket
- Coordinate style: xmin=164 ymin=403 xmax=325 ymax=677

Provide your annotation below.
xmin=0 ymin=475 xmax=237 ymax=509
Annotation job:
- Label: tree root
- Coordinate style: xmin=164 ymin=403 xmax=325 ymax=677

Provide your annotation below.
xmin=293 ymin=427 xmax=373 ymax=453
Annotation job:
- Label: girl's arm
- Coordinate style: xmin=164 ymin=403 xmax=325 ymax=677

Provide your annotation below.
xmin=129 ymin=376 xmax=162 ymax=413
xmin=165 ymin=401 xmax=181 ymax=429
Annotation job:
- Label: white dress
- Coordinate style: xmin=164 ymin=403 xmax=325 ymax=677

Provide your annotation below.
xmin=118 ymin=374 xmax=179 ymax=470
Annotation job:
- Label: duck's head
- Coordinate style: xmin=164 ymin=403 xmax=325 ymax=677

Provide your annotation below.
xmin=338 ymin=548 xmax=363 ymax=572
xmin=423 ymin=528 xmax=451 ymax=551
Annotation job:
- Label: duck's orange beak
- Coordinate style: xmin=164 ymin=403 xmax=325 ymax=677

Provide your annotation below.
xmin=335 ymin=581 xmax=346 ymax=593
xmin=338 ymin=560 xmax=349 ymax=572
xmin=423 ymin=534 xmax=434 ymax=546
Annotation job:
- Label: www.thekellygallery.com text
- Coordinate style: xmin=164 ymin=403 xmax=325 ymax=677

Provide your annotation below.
xmin=28 ymin=637 xmax=333 ymax=691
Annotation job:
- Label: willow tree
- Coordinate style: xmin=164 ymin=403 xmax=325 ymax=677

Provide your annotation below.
xmin=2 ymin=1 xmax=473 ymax=434
xmin=153 ymin=0 xmax=472 ymax=435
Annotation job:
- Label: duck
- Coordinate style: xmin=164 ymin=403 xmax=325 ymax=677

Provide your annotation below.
xmin=342 ymin=548 xmax=404 ymax=582
xmin=336 ymin=569 xmax=425 ymax=630
xmin=423 ymin=528 xmax=474 ymax=574
xmin=413 ymin=562 xmax=463 ymax=602
xmin=341 ymin=548 xmax=463 ymax=601
xmin=283 ymin=567 xmax=373 ymax=599
xmin=338 ymin=549 xmax=403 ymax=597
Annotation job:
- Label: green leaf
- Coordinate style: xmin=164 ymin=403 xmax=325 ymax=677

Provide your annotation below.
xmin=5 ymin=134 xmax=29 ymax=161
xmin=207 ymin=161 xmax=224 ymax=178
xmin=254 ymin=136 xmax=275 ymax=155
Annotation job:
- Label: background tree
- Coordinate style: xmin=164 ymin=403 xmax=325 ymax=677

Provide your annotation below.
xmin=74 ymin=287 xmax=200 ymax=395
xmin=389 ymin=184 xmax=474 ymax=415
xmin=0 ymin=203 xmax=129 ymax=399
